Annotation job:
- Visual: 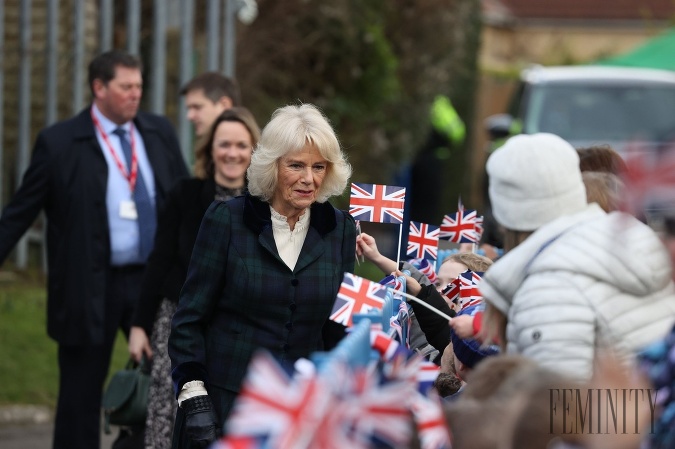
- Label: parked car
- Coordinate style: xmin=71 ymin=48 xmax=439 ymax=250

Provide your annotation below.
xmin=486 ymin=65 xmax=675 ymax=155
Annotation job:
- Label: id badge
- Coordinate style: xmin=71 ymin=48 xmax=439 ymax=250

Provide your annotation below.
xmin=119 ymin=200 xmax=138 ymax=220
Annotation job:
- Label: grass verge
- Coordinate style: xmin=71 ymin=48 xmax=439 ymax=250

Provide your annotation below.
xmin=0 ymin=271 xmax=129 ymax=407
xmin=0 ymin=259 xmax=385 ymax=407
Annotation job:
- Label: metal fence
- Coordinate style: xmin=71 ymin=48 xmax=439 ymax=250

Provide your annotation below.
xmin=1 ymin=0 xmax=249 ymax=269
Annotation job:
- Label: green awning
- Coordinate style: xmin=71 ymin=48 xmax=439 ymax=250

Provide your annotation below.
xmin=596 ymin=28 xmax=675 ymax=71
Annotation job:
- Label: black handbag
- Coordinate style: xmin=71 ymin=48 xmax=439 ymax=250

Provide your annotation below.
xmin=102 ymin=356 xmax=151 ymax=434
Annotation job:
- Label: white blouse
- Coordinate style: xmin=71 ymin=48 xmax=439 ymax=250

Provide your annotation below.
xmin=270 ymin=206 xmax=310 ymax=270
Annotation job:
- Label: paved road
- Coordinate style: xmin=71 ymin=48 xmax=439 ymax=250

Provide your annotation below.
xmin=0 ymin=422 xmax=118 ymax=449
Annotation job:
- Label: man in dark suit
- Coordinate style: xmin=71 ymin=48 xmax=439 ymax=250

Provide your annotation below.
xmin=0 ymin=50 xmax=188 ymax=449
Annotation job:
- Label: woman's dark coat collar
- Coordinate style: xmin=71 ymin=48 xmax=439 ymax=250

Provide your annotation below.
xmin=242 ymin=193 xmax=337 ymax=236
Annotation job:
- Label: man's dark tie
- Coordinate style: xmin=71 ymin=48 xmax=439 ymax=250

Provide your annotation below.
xmin=113 ymin=128 xmax=156 ymax=261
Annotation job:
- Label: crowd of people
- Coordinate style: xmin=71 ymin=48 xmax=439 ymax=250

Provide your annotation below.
xmin=1 ymin=48 xmax=675 ymax=449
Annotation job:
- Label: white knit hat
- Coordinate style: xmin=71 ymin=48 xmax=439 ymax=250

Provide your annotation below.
xmin=486 ymin=133 xmax=587 ymax=231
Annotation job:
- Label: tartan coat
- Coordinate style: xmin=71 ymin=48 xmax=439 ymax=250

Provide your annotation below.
xmin=169 ymin=193 xmax=356 ymax=395
xmin=131 ymin=177 xmax=221 ymax=335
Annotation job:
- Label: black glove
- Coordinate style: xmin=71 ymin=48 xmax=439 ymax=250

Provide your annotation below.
xmin=181 ymin=395 xmax=219 ymax=448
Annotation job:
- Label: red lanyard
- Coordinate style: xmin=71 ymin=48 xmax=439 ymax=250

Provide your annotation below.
xmin=91 ymin=107 xmax=138 ymax=192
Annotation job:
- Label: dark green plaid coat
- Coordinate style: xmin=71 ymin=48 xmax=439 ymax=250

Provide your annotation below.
xmin=169 ymin=193 xmax=356 ymax=396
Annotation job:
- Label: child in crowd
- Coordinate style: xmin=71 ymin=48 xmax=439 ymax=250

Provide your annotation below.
xmin=356 ymin=232 xmax=492 ymax=362
xmin=479 ymin=133 xmax=675 ymax=381
xmin=444 ymin=305 xmax=499 ymax=399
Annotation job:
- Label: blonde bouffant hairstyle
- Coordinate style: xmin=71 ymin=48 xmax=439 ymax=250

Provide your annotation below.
xmin=246 ymin=104 xmax=352 ymax=203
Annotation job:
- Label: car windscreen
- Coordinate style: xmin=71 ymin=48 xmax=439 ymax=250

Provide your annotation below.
xmin=524 ymin=82 xmax=675 ymax=144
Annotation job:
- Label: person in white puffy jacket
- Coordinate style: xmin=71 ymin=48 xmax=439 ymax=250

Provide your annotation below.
xmin=478 ymin=133 xmax=675 ymax=381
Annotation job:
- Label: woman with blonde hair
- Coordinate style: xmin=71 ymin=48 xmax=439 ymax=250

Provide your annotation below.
xmin=128 ymin=107 xmax=260 ymax=449
xmin=168 ymin=104 xmax=356 ymax=447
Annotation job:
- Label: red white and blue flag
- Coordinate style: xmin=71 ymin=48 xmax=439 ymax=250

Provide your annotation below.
xmin=371 ymin=329 xmax=401 ymax=361
xmin=412 ymin=394 xmax=453 ymax=449
xmin=458 ymin=270 xmax=484 ymax=310
xmin=213 ymin=435 xmax=269 ymax=449
xmin=224 ymin=344 xmax=453 ymax=449
xmin=349 ymin=183 xmax=407 ymax=224
xmin=417 ymin=361 xmax=441 ymax=396
xmin=378 ymin=274 xmax=403 ymax=294
xmin=407 ymin=221 xmax=440 ymax=260
xmin=225 ymin=351 xmax=333 ymax=449
xmin=440 ymin=207 xmax=478 ymax=243
xmin=330 ymin=273 xmax=388 ymax=327
xmin=389 ymin=301 xmax=412 ymax=349
xmin=408 ymin=258 xmax=438 ymax=284
xmin=347 ymin=368 xmax=415 ymax=447
xmin=441 ymin=277 xmax=461 ymax=305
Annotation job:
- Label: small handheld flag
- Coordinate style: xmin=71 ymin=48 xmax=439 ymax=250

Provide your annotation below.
xmin=330 ymin=273 xmax=388 ymax=327
xmin=458 ymin=270 xmax=484 ymax=310
xmin=408 ymin=258 xmax=438 ymax=284
xmin=439 ymin=208 xmax=478 ymax=243
xmin=407 ymin=221 xmax=440 ymax=260
xmin=349 ymin=183 xmax=406 ymax=224
xmin=441 ymin=277 xmax=461 ymax=305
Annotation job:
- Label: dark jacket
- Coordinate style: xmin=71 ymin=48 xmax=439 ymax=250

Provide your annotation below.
xmin=0 ymin=108 xmax=188 ymax=345
xmin=131 ymin=177 xmax=218 ymax=335
xmin=410 ymin=284 xmax=457 ymax=353
xmin=169 ymin=193 xmax=356 ymax=394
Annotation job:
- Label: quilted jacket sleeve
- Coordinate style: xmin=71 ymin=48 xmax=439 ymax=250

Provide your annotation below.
xmin=508 ymin=274 xmax=596 ymax=381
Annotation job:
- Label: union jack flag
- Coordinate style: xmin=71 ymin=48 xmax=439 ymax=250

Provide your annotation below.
xmin=225 ymin=351 xmax=333 ymax=449
xmin=349 ymin=183 xmax=407 ymax=224
xmin=371 ymin=329 xmax=401 ymax=361
xmin=303 ymin=393 xmax=367 ymax=449
xmin=408 ymin=258 xmax=438 ymax=284
xmin=347 ymin=368 xmax=416 ymax=447
xmin=458 ymin=270 xmax=483 ymax=311
xmin=441 ymin=277 xmax=461 ymax=305
xmin=412 ymin=393 xmax=452 ymax=449
xmin=375 ymin=349 xmax=451 ymax=449
xmin=213 ymin=435 xmax=269 ymax=449
xmin=378 ymin=274 xmax=403 ymax=297
xmin=407 ymin=221 xmax=440 ymax=260
xmin=417 ymin=361 xmax=441 ymax=396
xmin=439 ymin=208 xmax=478 ymax=243
xmin=330 ymin=273 xmax=388 ymax=327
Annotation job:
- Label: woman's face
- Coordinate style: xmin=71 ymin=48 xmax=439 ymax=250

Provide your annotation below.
xmin=211 ymin=121 xmax=253 ymax=188
xmin=271 ymin=144 xmax=328 ymax=217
